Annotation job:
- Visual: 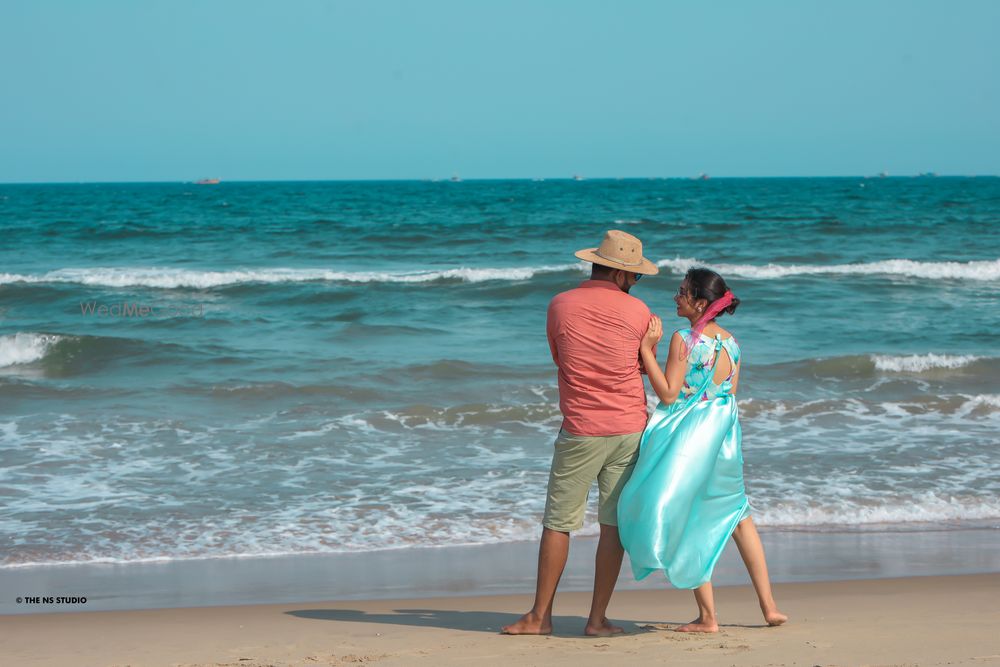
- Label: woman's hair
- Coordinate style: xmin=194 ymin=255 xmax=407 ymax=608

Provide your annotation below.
xmin=684 ymin=268 xmax=740 ymax=316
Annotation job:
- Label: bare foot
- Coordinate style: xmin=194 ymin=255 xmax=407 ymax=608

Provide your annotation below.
xmin=501 ymin=611 xmax=552 ymax=635
xmin=764 ymin=609 xmax=788 ymax=626
xmin=675 ymin=617 xmax=719 ymax=633
xmin=584 ymin=616 xmax=625 ymax=637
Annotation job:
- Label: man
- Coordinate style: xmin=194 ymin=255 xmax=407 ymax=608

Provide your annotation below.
xmin=502 ymin=229 xmax=659 ymax=637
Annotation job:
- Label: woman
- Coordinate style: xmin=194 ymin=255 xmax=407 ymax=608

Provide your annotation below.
xmin=617 ymin=268 xmax=787 ymax=632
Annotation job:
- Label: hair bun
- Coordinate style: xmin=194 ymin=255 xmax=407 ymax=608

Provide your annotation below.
xmin=724 ymin=295 xmax=740 ymax=316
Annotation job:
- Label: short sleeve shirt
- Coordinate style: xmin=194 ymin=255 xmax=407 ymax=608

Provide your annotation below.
xmin=546 ymin=280 xmax=655 ymax=436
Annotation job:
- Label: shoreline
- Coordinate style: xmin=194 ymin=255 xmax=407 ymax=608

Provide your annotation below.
xmin=3 ymin=526 xmax=998 ymax=616
xmin=5 ymin=573 xmax=999 ymax=666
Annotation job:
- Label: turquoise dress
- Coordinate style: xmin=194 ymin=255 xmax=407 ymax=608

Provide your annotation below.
xmin=617 ymin=328 xmax=751 ymax=589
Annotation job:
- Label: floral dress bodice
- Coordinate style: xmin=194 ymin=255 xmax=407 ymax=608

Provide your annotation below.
xmin=677 ymin=328 xmax=741 ymax=402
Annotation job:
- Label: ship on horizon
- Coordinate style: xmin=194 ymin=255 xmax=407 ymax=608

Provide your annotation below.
xmin=195 ymin=178 xmax=220 ymax=185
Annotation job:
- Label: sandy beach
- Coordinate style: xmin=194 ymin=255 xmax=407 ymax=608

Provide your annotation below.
xmin=5 ymin=573 xmax=999 ymax=667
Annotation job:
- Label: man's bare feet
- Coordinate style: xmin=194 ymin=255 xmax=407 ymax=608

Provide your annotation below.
xmin=501 ymin=611 xmax=552 ymax=635
xmin=763 ymin=609 xmax=788 ymax=626
xmin=584 ymin=616 xmax=625 ymax=637
xmin=675 ymin=616 xmax=719 ymax=633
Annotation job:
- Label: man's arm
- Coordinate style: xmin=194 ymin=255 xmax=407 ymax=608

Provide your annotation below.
xmin=546 ymin=301 xmax=560 ymax=366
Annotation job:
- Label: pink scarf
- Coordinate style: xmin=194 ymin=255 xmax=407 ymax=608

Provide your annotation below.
xmin=684 ymin=290 xmax=734 ymax=358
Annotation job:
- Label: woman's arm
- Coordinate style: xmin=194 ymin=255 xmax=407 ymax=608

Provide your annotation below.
xmin=730 ymin=360 xmax=741 ymax=394
xmin=640 ymin=325 xmax=688 ymax=405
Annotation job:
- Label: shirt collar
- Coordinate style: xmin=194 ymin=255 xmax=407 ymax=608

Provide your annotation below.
xmin=579 ymin=279 xmax=623 ymax=292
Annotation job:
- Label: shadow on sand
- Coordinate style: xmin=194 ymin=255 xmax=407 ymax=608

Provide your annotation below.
xmin=286 ymin=608 xmax=771 ymax=636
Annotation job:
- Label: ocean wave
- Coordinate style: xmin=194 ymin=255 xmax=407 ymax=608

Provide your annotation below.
xmin=283 ymin=389 xmax=999 ymax=440
xmin=2 ymin=256 xmax=995 ymax=289
xmin=396 ymin=360 xmax=553 ymax=382
xmin=756 ymin=493 xmax=1000 ymax=528
xmin=2 ymin=398 xmax=998 ymax=568
xmin=0 ymin=379 xmax=127 ymax=400
xmin=656 ymin=257 xmax=1000 ymax=281
xmin=0 ymin=514 xmax=551 ymax=568
xmin=4 ymin=492 xmax=997 ymax=568
xmin=388 ymin=354 xmax=994 ymax=384
xmin=871 ymin=353 xmax=982 ymax=372
xmin=173 ymin=381 xmax=382 ymax=402
xmin=775 ymin=353 xmax=997 ymax=379
xmin=275 ymin=398 xmax=563 ymax=439
xmin=0 ymin=333 xmax=66 ymax=367
xmin=0 ymin=264 xmax=585 ymax=289
xmin=0 ymin=331 xmax=198 ymax=376
xmin=740 ymin=393 xmax=1000 ymax=421
xmin=953 ymin=394 xmax=1000 ymax=418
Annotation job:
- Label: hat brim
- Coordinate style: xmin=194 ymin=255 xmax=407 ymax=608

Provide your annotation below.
xmin=575 ymin=248 xmax=660 ymax=275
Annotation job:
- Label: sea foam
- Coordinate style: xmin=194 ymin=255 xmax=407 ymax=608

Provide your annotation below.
xmin=657 ymin=257 xmax=1000 ymax=281
xmin=1 ymin=256 xmax=996 ymax=289
xmin=0 ymin=264 xmax=584 ymax=288
xmin=870 ymin=353 xmax=982 ymax=372
xmin=756 ymin=492 xmax=1000 ymax=528
xmin=0 ymin=333 xmax=64 ymax=367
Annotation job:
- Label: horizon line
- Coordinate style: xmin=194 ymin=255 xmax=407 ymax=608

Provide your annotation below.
xmin=1 ymin=173 xmax=996 ymax=186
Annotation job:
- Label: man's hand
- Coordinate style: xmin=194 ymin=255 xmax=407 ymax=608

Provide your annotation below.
xmin=641 ymin=315 xmax=663 ymax=351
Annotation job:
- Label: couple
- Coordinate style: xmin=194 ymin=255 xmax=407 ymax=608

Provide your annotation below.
xmin=502 ymin=230 xmax=787 ymax=636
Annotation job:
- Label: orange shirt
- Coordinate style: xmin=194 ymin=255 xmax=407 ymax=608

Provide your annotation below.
xmin=546 ymin=280 xmax=656 ymax=436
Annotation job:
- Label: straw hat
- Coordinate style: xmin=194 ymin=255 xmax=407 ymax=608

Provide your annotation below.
xmin=575 ymin=230 xmax=659 ymax=275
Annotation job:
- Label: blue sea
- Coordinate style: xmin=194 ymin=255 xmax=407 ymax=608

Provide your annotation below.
xmin=1 ymin=177 xmax=998 ymax=569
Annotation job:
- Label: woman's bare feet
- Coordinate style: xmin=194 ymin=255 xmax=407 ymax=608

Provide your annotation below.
xmin=584 ymin=616 xmax=625 ymax=637
xmin=675 ymin=616 xmax=719 ymax=633
xmin=500 ymin=611 xmax=552 ymax=635
xmin=763 ymin=608 xmax=788 ymax=626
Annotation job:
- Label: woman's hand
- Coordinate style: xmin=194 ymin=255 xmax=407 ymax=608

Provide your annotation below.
xmin=642 ymin=315 xmax=663 ymax=350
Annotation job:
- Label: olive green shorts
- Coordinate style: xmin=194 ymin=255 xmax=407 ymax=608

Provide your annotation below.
xmin=541 ymin=429 xmax=642 ymax=533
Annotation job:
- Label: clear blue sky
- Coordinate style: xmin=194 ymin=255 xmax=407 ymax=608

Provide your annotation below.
xmin=2 ymin=0 xmax=998 ymax=182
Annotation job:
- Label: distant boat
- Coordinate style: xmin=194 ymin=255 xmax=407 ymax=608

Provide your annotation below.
xmin=696 ymin=172 xmax=710 ymax=180
xmin=879 ymin=171 xmax=889 ymax=178
xmin=195 ymin=178 xmax=220 ymax=185
xmin=450 ymin=175 xmax=462 ymax=182
xmin=918 ymin=172 xmax=938 ymax=178
xmin=572 ymin=174 xmax=584 ymax=181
